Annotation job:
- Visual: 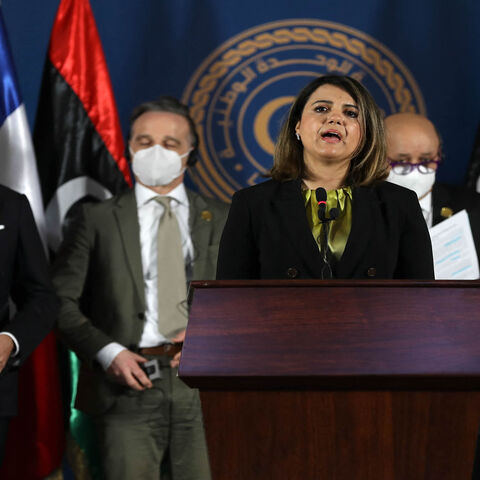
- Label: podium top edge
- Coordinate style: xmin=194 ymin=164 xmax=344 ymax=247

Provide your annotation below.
xmin=190 ymin=279 xmax=480 ymax=289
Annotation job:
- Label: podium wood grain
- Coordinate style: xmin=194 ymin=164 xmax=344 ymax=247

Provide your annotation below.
xmin=180 ymin=280 xmax=480 ymax=479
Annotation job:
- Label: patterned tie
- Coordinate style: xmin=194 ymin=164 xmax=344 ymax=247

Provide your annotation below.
xmin=155 ymin=196 xmax=188 ymax=339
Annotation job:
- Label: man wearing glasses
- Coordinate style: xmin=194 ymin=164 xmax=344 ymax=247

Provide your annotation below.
xmin=385 ymin=113 xmax=480 ymax=255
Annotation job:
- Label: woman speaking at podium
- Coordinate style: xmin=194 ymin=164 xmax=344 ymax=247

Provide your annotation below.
xmin=216 ymin=75 xmax=434 ymax=280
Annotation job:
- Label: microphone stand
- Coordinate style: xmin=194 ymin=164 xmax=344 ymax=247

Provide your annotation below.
xmin=315 ymin=188 xmax=339 ymax=279
xmin=319 ymin=215 xmax=333 ymax=279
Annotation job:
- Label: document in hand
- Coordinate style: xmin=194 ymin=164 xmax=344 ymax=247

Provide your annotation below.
xmin=429 ymin=209 xmax=479 ymax=279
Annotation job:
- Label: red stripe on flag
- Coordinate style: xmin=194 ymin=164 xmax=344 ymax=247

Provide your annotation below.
xmin=48 ymin=0 xmax=132 ymax=187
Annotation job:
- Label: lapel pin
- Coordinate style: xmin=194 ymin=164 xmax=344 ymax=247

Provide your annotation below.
xmin=201 ymin=210 xmax=212 ymax=222
xmin=440 ymin=207 xmax=453 ymax=218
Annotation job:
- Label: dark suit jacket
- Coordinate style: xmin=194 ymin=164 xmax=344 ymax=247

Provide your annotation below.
xmin=432 ymin=182 xmax=480 ymax=256
xmin=217 ymin=179 xmax=434 ymax=280
xmin=52 ymin=187 xmax=229 ymax=415
xmin=0 ymin=186 xmax=58 ymax=416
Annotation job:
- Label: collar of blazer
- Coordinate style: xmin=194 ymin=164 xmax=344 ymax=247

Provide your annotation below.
xmin=431 ymin=183 xmax=453 ymax=226
xmin=335 ymin=186 xmax=377 ymax=278
xmin=112 ymin=187 xmax=214 ymax=289
xmin=186 ymin=188 xmax=214 ymax=280
xmin=272 ymin=180 xmax=377 ymax=279
xmin=113 ymin=189 xmax=145 ymax=307
xmin=272 ymin=179 xmax=324 ymax=278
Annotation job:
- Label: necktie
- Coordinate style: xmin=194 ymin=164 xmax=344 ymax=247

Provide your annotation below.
xmin=155 ymin=196 xmax=188 ymax=339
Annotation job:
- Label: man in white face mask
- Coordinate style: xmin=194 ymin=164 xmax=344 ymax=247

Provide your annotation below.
xmin=53 ymin=96 xmax=229 ymax=480
xmin=386 ymin=112 xmax=480 ymax=477
xmin=385 ymin=113 xmax=480 ymax=251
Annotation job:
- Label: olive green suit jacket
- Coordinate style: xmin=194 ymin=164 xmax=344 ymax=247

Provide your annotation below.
xmin=52 ymin=188 xmax=229 ymax=414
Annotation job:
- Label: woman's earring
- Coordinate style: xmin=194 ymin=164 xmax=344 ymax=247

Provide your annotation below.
xmin=296 ymin=132 xmax=300 ymax=141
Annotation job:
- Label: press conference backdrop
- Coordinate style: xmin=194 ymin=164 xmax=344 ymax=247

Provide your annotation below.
xmin=3 ymin=0 xmax=480 ymax=199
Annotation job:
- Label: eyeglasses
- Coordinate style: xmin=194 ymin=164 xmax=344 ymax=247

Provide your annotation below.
xmin=388 ymin=156 xmax=441 ymax=175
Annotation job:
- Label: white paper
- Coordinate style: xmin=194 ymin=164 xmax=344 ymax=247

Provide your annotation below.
xmin=429 ymin=209 xmax=479 ymax=280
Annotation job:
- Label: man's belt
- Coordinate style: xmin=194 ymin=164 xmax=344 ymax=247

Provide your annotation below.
xmin=138 ymin=343 xmax=182 ymax=357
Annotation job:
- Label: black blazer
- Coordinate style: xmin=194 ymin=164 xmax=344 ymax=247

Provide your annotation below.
xmin=217 ymin=179 xmax=434 ymax=280
xmin=432 ymin=182 xmax=480 ymax=256
xmin=0 ymin=186 xmax=58 ymax=416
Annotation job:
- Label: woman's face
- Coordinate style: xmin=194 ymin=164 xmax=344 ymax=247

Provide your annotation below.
xmin=295 ymin=84 xmax=362 ymax=167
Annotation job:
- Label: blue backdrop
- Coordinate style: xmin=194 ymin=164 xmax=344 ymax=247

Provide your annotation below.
xmin=3 ymin=0 xmax=480 ymax=198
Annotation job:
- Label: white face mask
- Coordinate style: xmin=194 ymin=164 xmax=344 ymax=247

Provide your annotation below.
xmin=131 ymin=144 xmax=190 ymax=186
xmin=387 ymin=168 xmax=436 ymax=200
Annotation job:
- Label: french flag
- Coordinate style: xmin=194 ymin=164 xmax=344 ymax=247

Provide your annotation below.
xmin=0 ymin=10 xmax=47 ymax=247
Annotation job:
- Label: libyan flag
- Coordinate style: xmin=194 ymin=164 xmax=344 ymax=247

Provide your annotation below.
xmin=34 ymin=0 xmax=132 ymax=252
xmin=33 ymin=0 xmax=132 ymax=478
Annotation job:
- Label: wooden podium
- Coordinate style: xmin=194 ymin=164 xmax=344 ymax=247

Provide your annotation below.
xmin=179 ymin=280 xmax=480 ymax=479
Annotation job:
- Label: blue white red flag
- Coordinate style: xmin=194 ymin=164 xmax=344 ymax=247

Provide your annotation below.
xmin=0 ymin=10 xmax=46 ymax=246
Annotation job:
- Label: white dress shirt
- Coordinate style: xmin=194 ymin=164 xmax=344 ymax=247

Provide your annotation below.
xmin=419 ymin=190 xmax=433 ymax=228
xmin=96 ymin=182 xmax=193 ymax=370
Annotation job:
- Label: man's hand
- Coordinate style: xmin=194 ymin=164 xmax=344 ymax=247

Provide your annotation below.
xmin=169 ymin=329 xmax=186 ymax=368
xmin=0 ymin=335 xmax=14 ymax=374
xmin=107 ymin=350 xmax=153 ymax=391
xmin=170 ymin=329 xmax=186 ymax=344
xmin=170 ymin=350 xmax=182 ymax=369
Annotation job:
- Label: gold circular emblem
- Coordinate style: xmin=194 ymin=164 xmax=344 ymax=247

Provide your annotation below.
xmin=182 ymin=19 xmax=426 ymax=202
xmin=201 ymin=210 xmax=213 ymax=222
xmin=440 ymin=207 xmax=454 ymax=218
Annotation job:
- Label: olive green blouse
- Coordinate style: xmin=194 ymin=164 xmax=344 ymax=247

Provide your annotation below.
xmin=302 ymin=187 xmax=353 ymax=260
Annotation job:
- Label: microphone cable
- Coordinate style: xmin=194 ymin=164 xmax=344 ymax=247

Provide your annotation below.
xmin=315 ymin=188 xmax=339 ymax=279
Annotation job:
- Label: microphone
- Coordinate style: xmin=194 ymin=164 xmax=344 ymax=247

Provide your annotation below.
xmin=315 ymin=187 xmax=338 ymax=223
xmin=315 ymin=187 xmax=327 ymax=222
xmin=329 ymin=207 xmax=339 ymax=220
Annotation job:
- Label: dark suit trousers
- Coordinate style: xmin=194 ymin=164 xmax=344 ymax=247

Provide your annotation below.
xmin=92 ymin=355 xmax=210 ymax=480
